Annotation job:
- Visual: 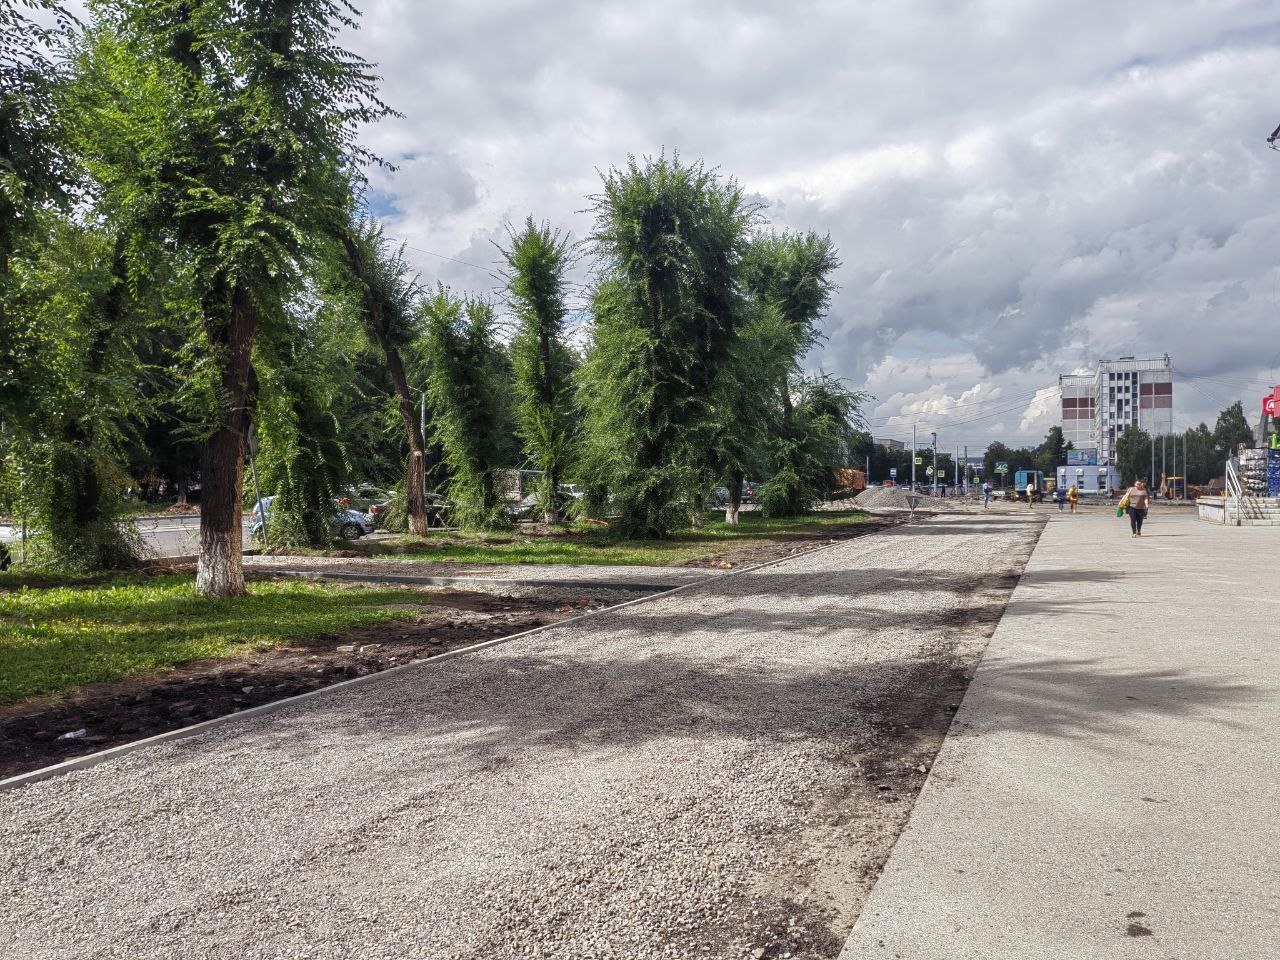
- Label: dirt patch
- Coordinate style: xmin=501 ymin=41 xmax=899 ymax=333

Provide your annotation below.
xmin=726 ymin=524 xmax=1043 ymax=958
xmin=678 ymin=514 xmax=906 ymax=569
xmin=0 ymin=588 xmax=608 ymax=781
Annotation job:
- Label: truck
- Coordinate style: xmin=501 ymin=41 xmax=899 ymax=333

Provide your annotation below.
xmin=833 ymin=468 xmax=867 ymax=495
xmin=1013 ymin=469 xmax=1045 ymax=502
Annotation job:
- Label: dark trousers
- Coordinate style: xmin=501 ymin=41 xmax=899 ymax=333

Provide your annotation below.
xmin=1128 ymin=507 xmax=1147 ymax=534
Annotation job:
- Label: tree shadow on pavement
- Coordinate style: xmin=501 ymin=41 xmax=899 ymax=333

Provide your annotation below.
xmin=281 ymin=634 xmax=1257 ymax=779
xmin=948 ymin=655 xmax=1258 ymax=743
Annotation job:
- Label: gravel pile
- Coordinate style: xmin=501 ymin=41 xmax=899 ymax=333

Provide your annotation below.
xmin=1 ymin=514 xmax=1041 ymax=959
xmin=850 ymin=487 xmax=944 ymax=511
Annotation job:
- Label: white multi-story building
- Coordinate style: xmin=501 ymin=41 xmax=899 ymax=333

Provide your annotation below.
xmin=1059 ymin=356 xmax=1174 ymax=465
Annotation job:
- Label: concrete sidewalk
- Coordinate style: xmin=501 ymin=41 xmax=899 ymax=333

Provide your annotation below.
xmin=840 ymin=510 xmax=1280 ymax=958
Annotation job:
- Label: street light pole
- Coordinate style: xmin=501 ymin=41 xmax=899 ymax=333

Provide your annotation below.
xmin=931 ymin=431 xmax=938 ymax=497
xmin=912 ymin=425 xmax=917 ymax=490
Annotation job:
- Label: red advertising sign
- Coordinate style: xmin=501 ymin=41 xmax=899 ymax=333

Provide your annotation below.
xmin=1265 ymin=386 xmax=1280 ymax=418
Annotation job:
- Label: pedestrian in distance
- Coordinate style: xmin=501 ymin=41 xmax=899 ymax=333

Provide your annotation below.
xmin=1055 ymin=486 xmax=1066 ymax=511
xmin=982 ymin=480 xmax=991 ymax=508
xmin=1067 ymin=484 xmax=1079 ymax=514
xmin=1026 ymin=480 xmax=1035 ymax=508
xmin=1123 ymin=479 xmax=1151 ymax=537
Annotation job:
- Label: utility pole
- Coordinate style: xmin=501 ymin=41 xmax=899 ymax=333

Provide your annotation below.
xmin=912 ymin=425 xmax=917 ymax=491
xmin=964 ymin=444 xmax=969 ymax=494
xmin=931 ymin=431 xmax=938 ymax=497
xmin=1150 ymin=432 xmax=1156 ymax=488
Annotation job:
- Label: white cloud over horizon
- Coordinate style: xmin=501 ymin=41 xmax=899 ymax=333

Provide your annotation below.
xmin=338 ymin=0 xmax=1280 ymax=447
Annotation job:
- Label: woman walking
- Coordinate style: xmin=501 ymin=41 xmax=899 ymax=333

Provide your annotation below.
xmin=1125 ymin=479 xmax=1151 ymax=537
xmin=1067 ymin=484 xmax=1079 ymax=513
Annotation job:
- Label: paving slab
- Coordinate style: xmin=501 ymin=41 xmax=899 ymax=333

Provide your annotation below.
xmin=840 ymin=509 xmax=1280 ymax=959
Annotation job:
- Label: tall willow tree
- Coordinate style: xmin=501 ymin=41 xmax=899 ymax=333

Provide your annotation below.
xmin=1 ymin=215 xmax=152 ymax=568
xmin=334 ymin=217 xmax=432 ymax=533
xmin=421 ymin=289 xmax=513 ymax=529
xmin=578 ymin=154 xmax=752 ymax=537
xmin=81 ymin=0 xmax=391 ymax=596
xmin=742 ymin=231 xmax=843 ymax=515
xmin=1 ymin=1 xmax=75 ymax=430
xmin=503 ymin=217 xmax=577 ymax=523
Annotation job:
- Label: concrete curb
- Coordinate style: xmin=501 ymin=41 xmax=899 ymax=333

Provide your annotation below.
xmin=0 ymin=530 xmax=876 ymax=793
xmin=262 ymin=568 xmax=704 ymax=594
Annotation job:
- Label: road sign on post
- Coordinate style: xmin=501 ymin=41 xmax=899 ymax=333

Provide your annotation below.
xmin=889 ymin=468 xmax=897 ymax=479
xmin=995 ymin=461 xmax=1008 ymax=474
xmin=914 ymin=456 xmax=923 ymax=465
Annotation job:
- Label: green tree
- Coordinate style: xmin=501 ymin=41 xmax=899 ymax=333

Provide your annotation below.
xmin=741 ymin=231 xmax=841 ymax=515
xmin=333 ymin=217 xmax=433 ymax=534
xmin=709 ymin=304 xmax=792 ymax=523
xmin=421 ymin=288 xmax=513 ymax=529
xmin=81 ymin=0 xmax=390 ymax=596
xmin=1115 ymin=424 xmax=1153 ymax=487
xmin=1182 ymin=422 xmax=1216 ymax=485
xmin=1036 ymin=425 xmax=1067 ymax=474
xmin=1 ymin=214 xmax=153 ymax=569
xmin=758 ymin=374 xmax=867 ymax=515
xmin=0 ymin=0 xmax=74 ymax=350
xmin=503 ymin=217 xmax=578 ymax=523
xmin=252 ymin=317 xmax=351 ymax=548
xmin=577 ymin=153 xmax=752 ymax=537
xmin=1212 ymin=401 xmax=1255 ymax=462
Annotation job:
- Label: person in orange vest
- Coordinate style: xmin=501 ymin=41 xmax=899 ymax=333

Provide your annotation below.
xmin=1067 ymin=484 xmax=1079 ymax=513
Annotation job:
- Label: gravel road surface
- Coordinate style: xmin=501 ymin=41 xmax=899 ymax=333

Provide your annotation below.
xmin=0 ymin=514 xmax=1041 ymax=960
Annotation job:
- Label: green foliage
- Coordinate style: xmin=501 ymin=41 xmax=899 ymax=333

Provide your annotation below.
xmin=0 ymin=574 xmax=428 ymax=703
xmin=708 ymin=303 xmax=794 ymax=499
xmin=740 ymin=231 xmax=846 ymax=515
xmin=1115 ymin=424 xmax=1153 ymax=487
xmin=578 ymin=153 xmax=753 ymax=537
xmin=421 ymin=288 xmax=513 ymax=529
xmin=741 ymin=230 xmax=839 ymax=351
xmin=758 ymin=374 xmax=867 ymax=515
xmin=1212 ymin=401 xmax=1255 ymax=461
xmin=0 ymin=215 xmax=149 ymax=570
xmin=503 ymin=217 xmax=578 ymax=521
xmin=252 ymin=321 xmax=351 ymax=548
xmin=378 ymin=509 xmax=874 ymax=567
xmin=0 ymin=1 xmax=75 ymax=294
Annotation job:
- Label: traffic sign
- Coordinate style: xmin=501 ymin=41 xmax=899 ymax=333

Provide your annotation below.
xmin=995 ymin=461 xmax=1009 ymax=475
xmin=889 ymin=468 xmax=897 ymax=479
xmin=938 ymin=471 xmax=946 ymax=480
xmin=914 ymin=456 xmax=923 ymax=465
xmin=926 ymin=466 xmax=934 ymax=477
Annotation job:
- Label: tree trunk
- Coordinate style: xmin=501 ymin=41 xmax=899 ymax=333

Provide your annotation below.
xmin=726 ymin=471 xmax=743 ymax=525
xmin=544 ymin=465 xmax=560 ymax=525
xmin=62 ymin=236 xmax=129 ymax=563
xmin=538 ymin=320 xmax=560 ymax=525
xmin=339 ymin=231 xmax=429 ymax=535
xmin=779 ymin=374 xmax=794 ymax=427
xmin=196 ymin=283 xmax=255 ymax=598
xmin=690 ymin=493 xmax=705 ymax=528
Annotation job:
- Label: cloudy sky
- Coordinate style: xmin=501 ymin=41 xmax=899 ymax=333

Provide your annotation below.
xmin=337 ymin=0 xmax=1280 ymax=449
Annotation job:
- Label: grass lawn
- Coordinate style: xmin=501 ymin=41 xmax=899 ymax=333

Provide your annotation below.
xmin=0 ymin=575 xmax=426 ymax=705
xmin=373 ymin=509 xmax=875 ymax=566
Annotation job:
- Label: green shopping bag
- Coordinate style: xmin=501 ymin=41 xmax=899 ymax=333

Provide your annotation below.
xmin=1116 ymin=494 xmax=1129 ymax=518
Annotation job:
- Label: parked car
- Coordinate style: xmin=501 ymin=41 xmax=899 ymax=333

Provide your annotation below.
xmin=339 ymin=485 xmax=393 ymax=521
xmin=250 ymin=496 xmax=376 ymax=541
